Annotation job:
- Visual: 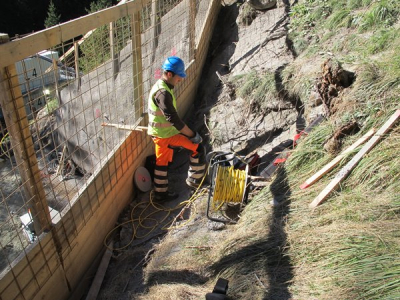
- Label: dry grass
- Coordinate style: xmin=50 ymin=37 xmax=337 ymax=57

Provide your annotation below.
xmin=143 ymin=197 xmax=219 ymax=286
xmin=135 ymin=283 xmax=207 ymax=300
xmin=284 ymin=109 xmax=400 ymax=299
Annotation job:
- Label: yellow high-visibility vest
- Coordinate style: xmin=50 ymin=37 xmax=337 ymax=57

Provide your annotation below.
xmin=147 ymin=80 xmax=180 ymax=138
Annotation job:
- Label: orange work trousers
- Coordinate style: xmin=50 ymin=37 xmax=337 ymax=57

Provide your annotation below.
xmin=152 ymin=134 xmax=199 ymax=167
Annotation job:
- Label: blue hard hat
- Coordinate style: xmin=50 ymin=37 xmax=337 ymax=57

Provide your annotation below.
xmin=162 ymin=56 xmax=186 ymax=78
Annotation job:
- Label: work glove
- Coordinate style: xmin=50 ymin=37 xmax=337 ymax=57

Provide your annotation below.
xmin=190 ymin=132 xmax=202 ymax=144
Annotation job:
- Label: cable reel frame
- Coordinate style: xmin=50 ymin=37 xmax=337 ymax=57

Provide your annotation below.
xmin=206 ymin=151 xmax=249 ymax=224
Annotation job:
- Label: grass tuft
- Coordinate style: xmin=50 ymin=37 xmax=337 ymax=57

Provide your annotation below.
xmin=45 ymin=98 xmax=59 ymax=114
xmin=326 ymin=9 xmax=352 ymax=29
xmin=355 ymin=0 xmax=399 ymax=31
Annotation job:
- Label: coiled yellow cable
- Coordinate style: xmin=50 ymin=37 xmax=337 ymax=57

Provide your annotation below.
xmin=212 ymin=165 xmax=246 ymax=211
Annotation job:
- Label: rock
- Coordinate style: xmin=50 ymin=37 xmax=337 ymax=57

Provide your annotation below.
xmin=238 ymin=2 xmax=258 ymax=26
xmin=207 ymin=220 xmax=226 ymax=231
xmin=309 ymin=90 xmax=323 ymax=107
xmin=247 ymin=0 xmax=277 ymax=10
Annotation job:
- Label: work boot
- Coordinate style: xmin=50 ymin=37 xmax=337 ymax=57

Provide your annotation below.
xmin=186 ymin=177 xmax=204 ymax=189
xmin=153 ymin=191 xmax=179 ymax=202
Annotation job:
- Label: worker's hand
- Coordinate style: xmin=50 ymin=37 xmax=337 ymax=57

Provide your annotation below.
xmin=190 ymin=132 xmax=202 ymax=144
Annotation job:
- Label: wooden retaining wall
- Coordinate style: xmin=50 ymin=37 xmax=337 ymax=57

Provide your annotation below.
xmin=0 ymin=0 xmax=220 ymax=299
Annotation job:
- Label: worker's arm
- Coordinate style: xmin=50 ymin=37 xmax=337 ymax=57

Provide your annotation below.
xmin=154 ymin=89 xmax=195 ymax=138
xmin=179 ymin=124 xmax=194 ymax=138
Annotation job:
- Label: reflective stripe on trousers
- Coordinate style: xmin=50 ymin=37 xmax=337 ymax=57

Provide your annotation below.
xmin=188 ymin=155 xmax=206 ymax=181
xmin=152 ymin=134 xmax=199 ymax=192
xmin=154 ymin=165 xmax=168 ymax=193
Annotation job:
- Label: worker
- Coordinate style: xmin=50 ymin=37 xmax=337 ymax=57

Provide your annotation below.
xmin=147 ymin=56 xmax=206 ymax=202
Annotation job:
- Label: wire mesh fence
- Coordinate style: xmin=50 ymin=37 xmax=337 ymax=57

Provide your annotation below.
xmin=0 ymin=0 xmax=217 ymax=298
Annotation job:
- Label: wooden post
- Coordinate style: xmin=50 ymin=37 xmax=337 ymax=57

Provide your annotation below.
xmin=309 ymin=109 xmax=400 ymax=208
xmin=189 ymin=0 xmax=196 ymax=60
xmin=151 ymin=0 xmax=158 ymax=49
xmin=150 ymin=0 xmax=159 ymax=65
xmin=0 ymin=62 xmax=52 ymax=234
xmin=74 ymin=42 xmax=81 ymax=89
xmin=110 ymin=21 xmax=119 ymax=79
xmin=0 ymin=34 xmax=9 ymax=163
xmin=131 ymin=11 xmax=144 ymax=122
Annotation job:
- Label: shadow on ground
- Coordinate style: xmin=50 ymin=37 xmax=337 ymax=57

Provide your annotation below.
xmin=146 ymin=269 xmax=208 ymax=286
xmin=208 ymin=166 xmax=293 ymax=299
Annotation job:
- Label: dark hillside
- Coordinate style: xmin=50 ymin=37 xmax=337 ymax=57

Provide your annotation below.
xmin=0 ymin=0 xmax=119 ymax=38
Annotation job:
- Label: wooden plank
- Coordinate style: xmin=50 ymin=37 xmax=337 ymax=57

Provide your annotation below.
xmin=101 ymin=122 xmax=147 ymax=131
xmin=29 ymin=133 xmax=149 ymax=300
xmin=300 ymin=128 xmax=376 ymax=189
xmin=175 ymin=62 xmax=197 ymax=115
xmin=309 ymin=109 xmax=400 ymax=208
xmin=0 ymin=233 xmax=59 ymax=299
xmin=196 ymin=0 xmax=220 ymax=49
xmin=56 ymin=133 xmax=152 ymax=299
xmin=56 ymin=30 xmax=94 ymax=64
xmin=21 ymin=264 xmax=70 ymax=300
xmin=0 ymin=0 xmax=150 ymax=68
xmin=85 ymin=242 xmax=113 ymax=300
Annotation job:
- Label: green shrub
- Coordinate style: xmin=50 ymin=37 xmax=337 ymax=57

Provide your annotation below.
xmin=45 ymin=98 xmax=59 ymax=114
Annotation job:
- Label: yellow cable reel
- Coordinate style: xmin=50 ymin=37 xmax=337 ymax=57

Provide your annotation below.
xmin=207 ymin=152 xmax=249 ymax=223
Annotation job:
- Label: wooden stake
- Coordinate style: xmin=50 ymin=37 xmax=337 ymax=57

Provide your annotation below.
xmin=101 ymin=122 xmax=147 ymax=132
xmin=249 ymin=175 xmax=270 ymax=181
xmin=300 ymin=128 xmax=376 ymax=189
xmin=250 ymin=181 xmax=269 ymax=187
xmin=309 ymin=109 xmax=400 ymax=208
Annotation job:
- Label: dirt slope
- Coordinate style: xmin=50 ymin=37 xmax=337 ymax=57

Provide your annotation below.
xmin=95 ymin=1 xmax=326 ymax=299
